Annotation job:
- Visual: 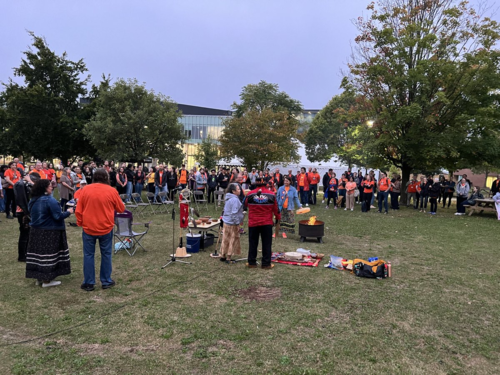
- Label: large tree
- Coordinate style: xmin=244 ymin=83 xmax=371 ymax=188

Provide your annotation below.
xmin=304 ymin=87 xmax=380 ymax=169
xmin=219 ymin=81 xmax=303 ymax=169
xmin=345 ymin=0 xmax=500 ymax=197
xmin=0 ymin=32 xmax=94 ymax=162
xmin=84 ymin=78 xmax=186 ymax=165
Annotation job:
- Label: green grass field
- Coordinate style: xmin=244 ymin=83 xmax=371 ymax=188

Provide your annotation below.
xmin=0 ymin=198 xmax=499 ymax=374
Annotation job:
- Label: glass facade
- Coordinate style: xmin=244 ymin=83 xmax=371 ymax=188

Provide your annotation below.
xmin=178 ymin=110 xmax=318 ymax=169
xmin=179 ymin=115 xmax=230 ymax=169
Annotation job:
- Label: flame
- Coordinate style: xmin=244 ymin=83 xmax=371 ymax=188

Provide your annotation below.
xmin=307 ymin=216 xmax=317 ymax=225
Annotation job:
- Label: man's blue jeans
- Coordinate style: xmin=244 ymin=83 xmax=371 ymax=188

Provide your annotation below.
xmin=378 ymin=190 xmax=389 ymax=212
xmin=134 ymin=183 xmax=143 ymax=202
xmin=126 ymin=182 xmax=133 ymax=202
xmin=154 ymin=185 xmax=168 ymax=202
xmin=82 ymin=230 xmax=114 ymax=286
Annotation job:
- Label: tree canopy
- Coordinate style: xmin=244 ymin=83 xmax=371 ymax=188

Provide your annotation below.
xmin=343 ymin=0 xmax=500 ymax=193
xmin=219 ymin=81 xmax=302 ymax=170
xmin=84 ymin=78 xmax=186 ymax=165
xmin=0 ymin=32 xmax=94 ymax=162
xmin=304 ymin=87 xmax=379 ymax=169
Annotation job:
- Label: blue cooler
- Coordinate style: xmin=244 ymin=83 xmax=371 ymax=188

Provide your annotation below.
xmin=186 ymin=233 xmax=201 ymax=253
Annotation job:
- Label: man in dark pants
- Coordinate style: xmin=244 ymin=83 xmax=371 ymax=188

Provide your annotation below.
xmin=207 ymin=169 xmax=218 ymax=203
xmin=244 ymin=182 xmax=280 ymax=269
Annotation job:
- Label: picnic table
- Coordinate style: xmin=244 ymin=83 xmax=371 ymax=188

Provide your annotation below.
xmin=464 ymin=198 xmax=496 ymax=216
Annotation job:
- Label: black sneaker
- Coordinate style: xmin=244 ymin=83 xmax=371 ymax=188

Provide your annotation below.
xmin=219 ymin=257 xmax=227 ymax=262
xmin=81 ymin=283 xmax=95 ymax=292
xmin=102 ymin=280 xmax=116 ymax=290
xmin=6 ymin=215 xmax=14 ymax=219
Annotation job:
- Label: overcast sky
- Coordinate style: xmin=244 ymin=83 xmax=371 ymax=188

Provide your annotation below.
xmin=0 ymin=0 xmax=496 ymax=110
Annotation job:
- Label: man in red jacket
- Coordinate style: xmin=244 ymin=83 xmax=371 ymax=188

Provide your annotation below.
xmin=244 ymin=183 xmax=281 ymax=269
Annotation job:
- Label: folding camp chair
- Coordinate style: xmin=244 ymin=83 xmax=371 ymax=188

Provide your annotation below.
xmin=157 ymin=191 xmax=174 ymax=213
xmin=214 ymin=190 xmax=225 ymax=209
xmin=114 ymin=210 xmax=150 ymax=256
xmin=131 ymin=193 xmax=149 ymax=217
xmin=146 ymin=192 xmax=163 ymax=214
xmin=120 ymin=194 xmax=138 ymax=215
xmin=193 ymin=190 xmax=208 ymax=211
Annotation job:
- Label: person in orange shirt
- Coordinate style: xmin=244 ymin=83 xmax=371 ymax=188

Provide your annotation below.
xmin=76 ymin=169 xmax=125 ymax=291
xmin=297 ymin=167 xmax=310 ymax=206
xmin=337 ymin=173 xmax=348 ymax=208
xmin=4 ymin=161 xmax=22 ymax=219
xmin=377 ymin=172 xmax=391 ymax=214
xmin=361 ymin=175 xmax=375 ymax=212
xmin=406 ymin=176 xmax=419 ymax=208
xmin=307 ymin=168 xmax=321 ymax=205
xmin=345 ymin=175 xmax=357 ymax=211
xmin=30 ymin=162 xmax=47 ymax=180
xmin=178 ymin=164 xmax=188 ymax=189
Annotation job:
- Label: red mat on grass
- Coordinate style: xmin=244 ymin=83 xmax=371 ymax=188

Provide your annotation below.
xmin=271 ymin=252 xmax=323 ymax=267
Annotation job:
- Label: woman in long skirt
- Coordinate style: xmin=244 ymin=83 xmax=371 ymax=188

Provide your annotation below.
xmin=26 ymin=179 xmax=74 ymax=287
xmin=220 ymin=183 xmax=244 ymax=263
xmin=276 ymin=176 xmax=301 ymax=238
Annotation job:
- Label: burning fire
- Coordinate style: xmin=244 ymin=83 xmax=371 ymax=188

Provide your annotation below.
xmin=307 ymin=216 xmax=317 ymax=225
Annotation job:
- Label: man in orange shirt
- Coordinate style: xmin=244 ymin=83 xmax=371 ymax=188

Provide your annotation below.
xmin=30 ymin=162 xmax=47 ymax=179
xmin=377 ymin=172 xmax=391 ymax=214
xmin=178 ymin=164 xmax=188 ymax=189
xmin=76 ymin=169 xmax=125 ymax=291
xmin=308 ymin=168 xmax=321 ymax=205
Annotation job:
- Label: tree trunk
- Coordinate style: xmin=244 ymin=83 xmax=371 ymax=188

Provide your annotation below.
xmin=484 ymin=170 xmax=489 ymax=189
xmin=400 ymin=163 xmax=412 ymax=206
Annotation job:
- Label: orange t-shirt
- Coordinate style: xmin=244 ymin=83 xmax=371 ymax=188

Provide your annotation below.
xmin=283 ymin=186 xmax=290 ymax=209
xmin=299 ymin=174 xmax=306 ymax=187
xmin=379 ymin=177 xmax=390 ymax=192
xmin=75 ymin=173 xmax=83 ymax=188
xmin=309 ymin=172 xmax=320 ymax=185
xmin=56 ymin=170 xmax=63 ymax=183
xmin=30 ymin=169 xmax=47 ymax=179
xmin=179 ymin=169 xmax=188 ymax=184
xmin=407 ymin=181 xmax=418 ymax=193
xmin=75 ymin=183 xmax=125 ymax=236
xmin=4 ymin=169 xmax=21 ymax=189
xmin=338 ymin=178 xmax=348 ymax=190
xmin=346 ymin=181 xmax=357 ymax=195
xmin=363 ymin=180 xmax=375 ymax=193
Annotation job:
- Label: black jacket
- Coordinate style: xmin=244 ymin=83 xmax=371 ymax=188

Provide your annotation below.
xmin=429 ymin=182 xmax=441 ymax=198
xmin=217 ymin=172 xmax=229 ymax=189
xmin=274 ymin=173 xmax=284 ymax=188
xmin=322 ymin=173 xmax=330 ymax=189
xmin=155 ymin=170 xmax=168 ymax=187
xmin=491 ymin=179 xmax=500 ymax=195
xmin=125 ymin=168 xmax=135 ymax=184
xmin=207 ymin=174 xmax=218 ymax=189
xmin=166 ymin=171 xmax=177 ymax=188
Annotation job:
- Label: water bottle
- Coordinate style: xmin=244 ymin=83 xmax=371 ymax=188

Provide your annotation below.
xmin=387 ymin=262 xmax=392 ymax=277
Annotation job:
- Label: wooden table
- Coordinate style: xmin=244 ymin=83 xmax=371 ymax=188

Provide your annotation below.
xmin=465 ymin=198 xmax=496 ymax=216
xmin=188 ymin=220 xmax=221 ymax=234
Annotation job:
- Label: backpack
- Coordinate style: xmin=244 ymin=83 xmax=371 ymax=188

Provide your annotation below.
xmin=352 ymin=259 xmax=387 ymax=279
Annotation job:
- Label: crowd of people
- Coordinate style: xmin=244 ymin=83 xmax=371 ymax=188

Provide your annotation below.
xmin=1 ymin=158 xmax=499 ymax=283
